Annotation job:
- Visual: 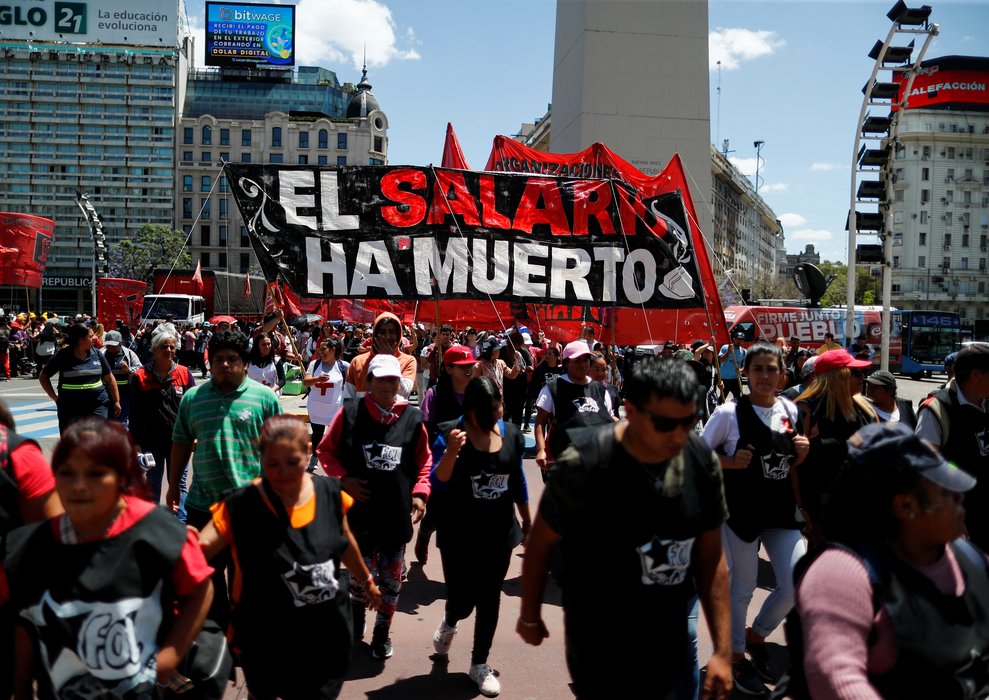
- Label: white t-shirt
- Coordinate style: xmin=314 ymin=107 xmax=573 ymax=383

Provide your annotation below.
xmin=872 ymin=404 xmax=900 ymax=422
xmin=701 ymin=397 xmax=799 ymax=456
xmin=535 ymin=375 xmax=613 ymax=415
xmin=307 ymin=358 xmax=345 ymax=426
xmin=247 ymin=361 xmax=281 ymax=392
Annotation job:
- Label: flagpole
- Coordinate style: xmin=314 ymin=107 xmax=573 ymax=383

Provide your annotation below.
xmin=267 ymin=280 xmax=307 ymax=376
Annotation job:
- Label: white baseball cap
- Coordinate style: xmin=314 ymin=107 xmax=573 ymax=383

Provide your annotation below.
xmin=368 ymin=353 xmax=402 ymax=379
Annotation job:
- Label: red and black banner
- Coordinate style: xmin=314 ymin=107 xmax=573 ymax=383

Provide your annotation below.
xmin=230 ymin=165 xmax=706 ymax=305
xmin=0 ymin=213 xmax=54 ymax=289
xmin=97 ymin=278 xmax=147 ymax=329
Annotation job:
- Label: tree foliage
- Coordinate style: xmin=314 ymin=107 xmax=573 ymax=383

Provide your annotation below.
xmin=109 ymin=225 xmax=191 ymax=282
xmin=817 ymin=260 xmax=882 ymax=307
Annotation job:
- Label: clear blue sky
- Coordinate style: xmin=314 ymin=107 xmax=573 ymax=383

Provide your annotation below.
xmin=185 ymin=0 xmax=989 ymax=263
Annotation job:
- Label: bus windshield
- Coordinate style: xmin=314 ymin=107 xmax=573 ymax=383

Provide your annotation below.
xmin=907 ymin=323 xmax=961 ymax=364
xmin=141 ymin=297 xmax=191 ymax=320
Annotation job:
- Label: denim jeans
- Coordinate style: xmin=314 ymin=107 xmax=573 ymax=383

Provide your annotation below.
xmin=722 ymin=525 xmax=806 ymax=653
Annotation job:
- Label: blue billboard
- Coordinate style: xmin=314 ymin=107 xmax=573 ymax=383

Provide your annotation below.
xmin=205 ymin=2 xmax=295 ymax=68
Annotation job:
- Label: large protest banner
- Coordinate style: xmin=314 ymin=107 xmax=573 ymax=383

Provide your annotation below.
xmin=483 ymin=136 xmax=728 ymax=344
xmin=228 ymin=164 xmax=725 ymax=344
xmin=0 ymin=213 xmax=54 ymax=289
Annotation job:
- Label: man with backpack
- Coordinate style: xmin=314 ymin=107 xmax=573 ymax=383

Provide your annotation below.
xmin=916 ymin=343 xmax=989 ymax=549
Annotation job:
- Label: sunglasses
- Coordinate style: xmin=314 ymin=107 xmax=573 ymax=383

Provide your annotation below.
xmin=638 ymin=408 xmax=699 ymax=433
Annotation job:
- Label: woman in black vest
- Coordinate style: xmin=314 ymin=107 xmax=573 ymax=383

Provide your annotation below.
xmin=414 ymin=345 xmax=475 ymax=565
xmin=7 ymin=418 xmax=213 ymax=699
xmin=533 ymin=340 xmax=615 ymax=476
xmin=315 ymin=353 xmax=432 ymax=662
xmin=199 ymin=416 xmax=380 ymax=700
xmin=429 ymin=377 xmax=531 ymax=698
xmin=795 ymin=422 xmax=989 ymax=699
xmin=702 ymin=341 xmax=810 ymax=695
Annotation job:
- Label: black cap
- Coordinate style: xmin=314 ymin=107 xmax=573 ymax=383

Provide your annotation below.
xmin=847 ymin=423 xmax=975 ymax=493
xmin=864 ymin=370 xmax=896 ymax=389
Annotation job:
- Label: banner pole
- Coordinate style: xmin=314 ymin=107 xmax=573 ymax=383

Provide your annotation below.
xmin=268 ymin=281 xmax=307 ymax=376
xmin=24 ymin=286 xmax=30 ymax=316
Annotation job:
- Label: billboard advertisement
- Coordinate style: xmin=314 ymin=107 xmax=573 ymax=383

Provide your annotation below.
xmin=0 ymin=213 xmax=55 ymax=289
xmin=0 ymin=0 xmax=180 ymax=47
xmin=205 ymin=2 xmax=295 ymax=68
xmin=894 ymin=57 xmax=989 ymax=112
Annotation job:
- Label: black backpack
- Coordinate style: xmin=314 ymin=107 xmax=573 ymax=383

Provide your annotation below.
xmin=0 ymin=332 xmax=9 ymax=354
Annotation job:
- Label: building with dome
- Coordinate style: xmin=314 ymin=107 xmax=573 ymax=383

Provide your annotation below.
xmin=175 ymin=63 xmax=388 ymax=274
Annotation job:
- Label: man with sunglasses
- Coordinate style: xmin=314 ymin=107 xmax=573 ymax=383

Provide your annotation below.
xmin=519 ymin=356 xmax=733 ymax=700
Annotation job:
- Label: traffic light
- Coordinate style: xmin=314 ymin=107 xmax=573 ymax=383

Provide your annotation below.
xmin=75 ymin=192 xmax=109 ymax=278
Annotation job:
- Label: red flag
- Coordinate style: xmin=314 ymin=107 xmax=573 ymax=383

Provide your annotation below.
xmin=243 ymin=271 xmax=251 ymax=298
xmin=265 ymin=281 xmax=301 ymax=317
xmin=191 ymin=258 xmax=204 ymax=293
xmin=441 ymin=123 xmax=471 ymax=169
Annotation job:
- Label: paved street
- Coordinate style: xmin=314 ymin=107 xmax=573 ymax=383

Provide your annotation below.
xmin=0 ymin=372 xmax=949 ymax=699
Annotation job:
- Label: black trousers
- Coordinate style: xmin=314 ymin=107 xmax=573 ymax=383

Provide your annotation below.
xmin=438 ymin=542 xmax=513 ymax=666
xmin=186 ymin=505 xmax=232 ymax=631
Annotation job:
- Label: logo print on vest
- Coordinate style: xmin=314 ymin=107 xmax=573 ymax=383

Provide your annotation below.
xmin=571 ymin=397 xmax=600 ymax=414
xmin=637 ymin=536 xmax=695 ymax=586
xmin=471 ymin=471 xmax=509 ymax=500
xmin=281 ymin=560 xmax=340 ymax=607
xmin=760 ymin=451 xmax=791 ymax=480
xmin=363 ymin=442 xmax=403 ymax=471
xmin=21 ymin=582 xmax=164 ymax=695
xmin=977 ymin=430 xmax=989 ymax=457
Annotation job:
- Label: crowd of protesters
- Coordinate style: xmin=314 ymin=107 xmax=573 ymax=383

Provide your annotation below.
xmin=0 ymin=305 xmax=988 ymax=699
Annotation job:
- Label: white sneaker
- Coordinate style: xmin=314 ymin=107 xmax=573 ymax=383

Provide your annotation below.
xmin=469 ymin=663 xmax=501 ymax=697
xmin=432 ymin=618 xmax=458 ymax=655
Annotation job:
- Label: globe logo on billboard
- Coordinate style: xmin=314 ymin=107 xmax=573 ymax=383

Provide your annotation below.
xmin=206 ymin=2 xmax=296 ymax=68
xmin=266 ymin=24 xmax=292 ymax=60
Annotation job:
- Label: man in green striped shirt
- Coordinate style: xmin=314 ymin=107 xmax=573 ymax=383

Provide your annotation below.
xmin=168 ymin=329 xmax=282 ymax=626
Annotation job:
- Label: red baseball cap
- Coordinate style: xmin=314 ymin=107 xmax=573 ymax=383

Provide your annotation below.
xmin=814 ymin=349 xmax=872 ymax=375
xmin=444 ymin=345 xmax=476 ymax=366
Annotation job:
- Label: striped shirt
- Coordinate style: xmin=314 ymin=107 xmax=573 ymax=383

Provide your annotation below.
xmin=172 ymin=376 xmax=283 ymax=512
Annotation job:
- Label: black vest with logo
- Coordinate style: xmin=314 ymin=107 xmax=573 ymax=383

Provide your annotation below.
xmin=546 ymin=377 xmax=613 ymax=458
xmin=6 ymin=507 xmax=186 ymax=700
xmin=433 ymin=419 xmax=524 ymax=551
xmin=226 ymin=477 xmax=352 ymax=682
xmin=723 ymin=397 xmax=799 ymax=542
xmin=338 ymin=398 xmax=424 ymax=548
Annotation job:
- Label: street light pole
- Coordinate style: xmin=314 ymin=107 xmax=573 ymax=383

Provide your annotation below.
xmin=753 ymin=140 xmax=764 ymax=195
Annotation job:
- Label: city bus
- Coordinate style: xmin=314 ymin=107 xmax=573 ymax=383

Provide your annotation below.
xmin=724 ymin=305 xmax=960 ymax=377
